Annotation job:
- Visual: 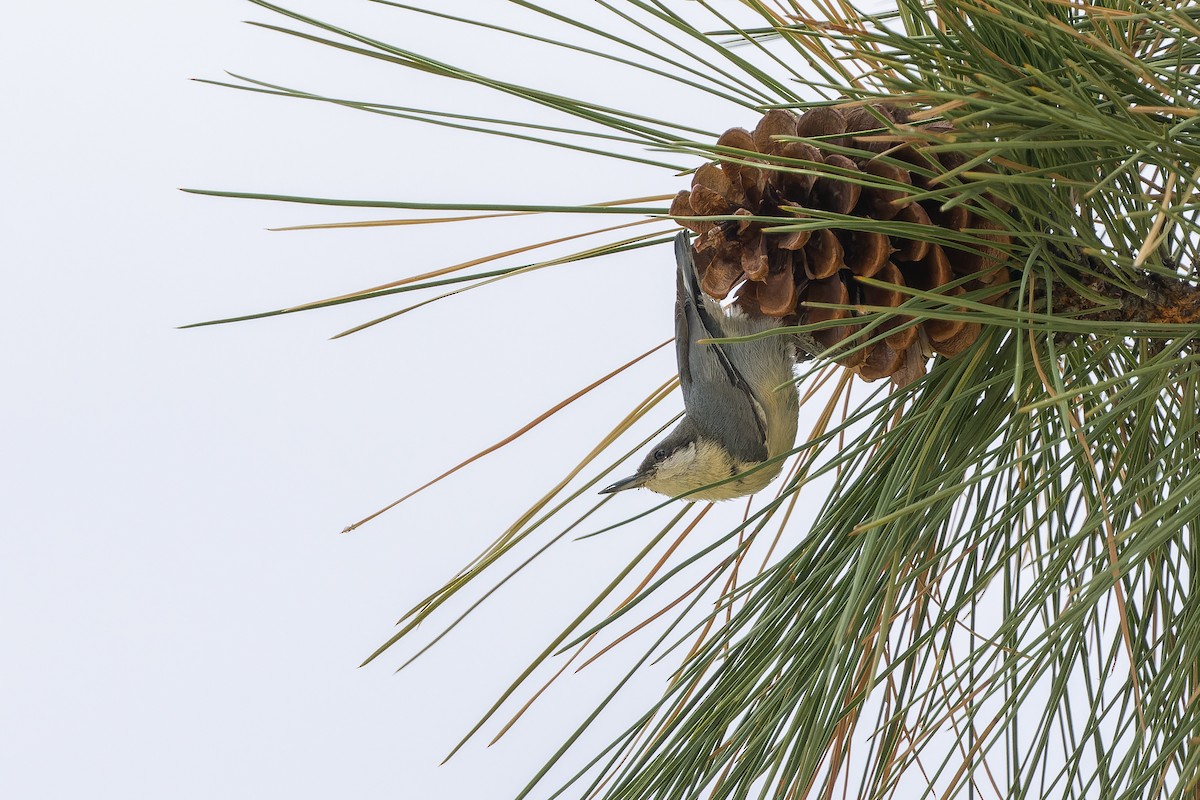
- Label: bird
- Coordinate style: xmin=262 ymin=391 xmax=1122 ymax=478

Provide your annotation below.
xmin=602 ymin=231 xmax=800 ymax=500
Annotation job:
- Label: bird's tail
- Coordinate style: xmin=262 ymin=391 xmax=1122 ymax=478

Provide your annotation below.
xmin=674 ymin=230 xmax=704 ymax=307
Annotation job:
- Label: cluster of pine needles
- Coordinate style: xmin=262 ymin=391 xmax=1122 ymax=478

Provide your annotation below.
xmin=190 ymin=1 xmax=1200 ymax=798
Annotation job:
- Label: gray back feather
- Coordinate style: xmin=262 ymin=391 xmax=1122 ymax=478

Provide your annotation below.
xmin=673 ymin=233 xmax=769 ymax=464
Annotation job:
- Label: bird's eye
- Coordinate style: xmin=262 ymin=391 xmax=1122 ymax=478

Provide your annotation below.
xmin=653 ymin=448 xmax=669 ymax=462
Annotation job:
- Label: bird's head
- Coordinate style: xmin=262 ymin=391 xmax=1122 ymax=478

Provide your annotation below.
xmin=601 ymin=419 xmax=741 ymax=500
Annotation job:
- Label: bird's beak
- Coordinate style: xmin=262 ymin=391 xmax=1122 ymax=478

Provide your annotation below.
xmin=600 ymin=472 xmax=650 ymax=494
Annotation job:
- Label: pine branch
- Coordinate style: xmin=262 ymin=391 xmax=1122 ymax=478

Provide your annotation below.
xmin=196 ymin=1 xmax=1200 ymax=798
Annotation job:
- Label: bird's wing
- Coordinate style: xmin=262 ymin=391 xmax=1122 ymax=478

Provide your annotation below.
xmin=673 ymin=232 xmax=769 ymax=464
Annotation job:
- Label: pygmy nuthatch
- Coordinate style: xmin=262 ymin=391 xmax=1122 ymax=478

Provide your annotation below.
xmin=602 ymin=232 xmax=800 ymax=500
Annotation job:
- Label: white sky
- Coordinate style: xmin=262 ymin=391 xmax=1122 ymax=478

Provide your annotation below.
xmin=3 ymin=3 xmax=838 ymax=798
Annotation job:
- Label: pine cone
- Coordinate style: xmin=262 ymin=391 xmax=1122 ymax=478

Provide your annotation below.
xmin=671 ymin=105 xmax=1012 ymax=383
